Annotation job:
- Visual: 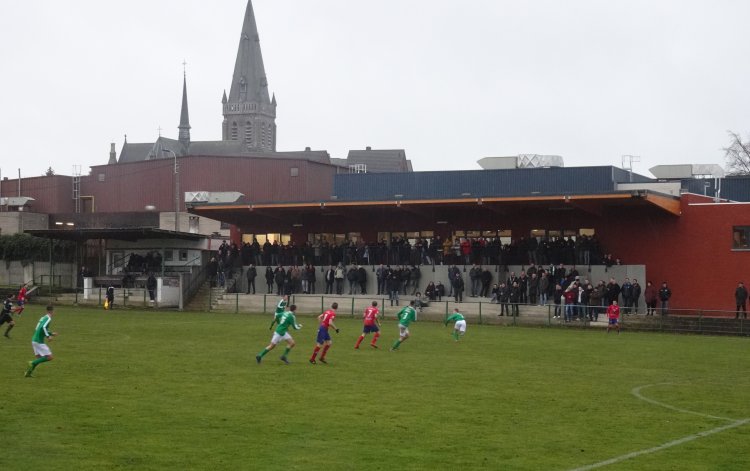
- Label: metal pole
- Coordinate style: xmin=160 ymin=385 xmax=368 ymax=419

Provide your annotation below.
xmin=162 ymin=149 xmax=179 ymax=232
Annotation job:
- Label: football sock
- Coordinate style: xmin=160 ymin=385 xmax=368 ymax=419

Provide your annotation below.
xmin=311 ymin=346 xmax=320 ymax=360
xmin=31 ymin=357 xmax=49 ymax=368
xmin=392 ymin=339 xmax=401 ymax=349
xmin=371 ymin=332 xmax=380 ymax=345
xmin=258 ymin=348 xmax=270 ymax=358
xmin=283 ymin=347 xmax=291 ymax=357
xmin=5 ymin=324 xmax=13 ymax=335
xmin=452 ymin=330 xmax=459 ymax=340
xmin=321 ymin=345 xmax=330 ymax=359
xmin=355 ymin=335 xmax=364 ymax=348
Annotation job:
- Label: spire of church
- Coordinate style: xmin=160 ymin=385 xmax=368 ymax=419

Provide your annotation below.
xmin=228 ymin=0 xmax=270 ymax=105
xmin=222 ymin=0 xmax=276 ymax=151
xmin=178 ymin=70 xmax=191 ymax=146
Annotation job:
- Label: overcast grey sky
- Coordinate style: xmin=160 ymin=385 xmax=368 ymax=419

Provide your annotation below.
xmin=1 ymin=0 xmax=748 ymax=179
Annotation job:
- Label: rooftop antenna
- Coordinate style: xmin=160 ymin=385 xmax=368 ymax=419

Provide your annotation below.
xmin=621 ymin=155 xmax=640 ymax=183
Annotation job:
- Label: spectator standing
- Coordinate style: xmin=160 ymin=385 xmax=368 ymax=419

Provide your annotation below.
xmin=658 ymin=282 xmax=672 ymax=315
xmin=357 ymin=265 xmax=368 ymax=295
xmin=274 ymin=266 xmax=285 ymax=295
xmin=632 ymin=279 xmax=642 ymax=315
xmin=553 ymin=284 xmax=563 ymax=319
xmin=644 ymin=281 xmax=657 ymax=315
xmin=264 ymin=267 xmax=274 ymax=294
xmin=469 ymin=264 xmax=481 ymax=297
xmin=334 ymin=264 xmax=345 ymax=295
xmin=146 ymin=272 xmax=157 ymax=303
xmin=376 ymin=264 xmax=387 ymax=295
xmin=735 ymin=282 xmax=748 ymax=319
xmin=324 ymin=266 xmax=335 ymax=295
xmin=246 ymin=264 xmax=257 ymax=294
xmin=621 ymin=278 xmax=633 ymax=314
xmin=498 ymin=282 xmax=509 ymax=316
xmin=539 ymin=272 xmax=550 ymax=305
xmin=452 ymin=271 xmax=464 ymax=303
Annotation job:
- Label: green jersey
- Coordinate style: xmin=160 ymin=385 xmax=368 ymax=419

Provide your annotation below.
xmin=275 ymin=299 xmax=287 ymax=316
xmin=397 ymin=306 xmax=417 ymax=327
xmin=32 ymin=314 xmax=52 ymax=343
xmin=275 ymin=311 xmax=301 ymax=335
xmin=445 ymin=313 xmax=465 ymax=324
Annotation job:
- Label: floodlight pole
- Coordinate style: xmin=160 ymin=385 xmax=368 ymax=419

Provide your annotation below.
xmin=162 ymin=149 xmax=179 ymax=232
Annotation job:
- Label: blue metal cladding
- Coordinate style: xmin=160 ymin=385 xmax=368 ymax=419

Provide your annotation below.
xmin=333 ymin=166 xmax=633 ymax=201
xmin=682 ymin=176 xmax=750 ymax=202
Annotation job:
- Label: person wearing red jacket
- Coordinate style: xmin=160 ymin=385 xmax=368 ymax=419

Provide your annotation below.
xmin=607 ymin=300 xmax=621 ymax=334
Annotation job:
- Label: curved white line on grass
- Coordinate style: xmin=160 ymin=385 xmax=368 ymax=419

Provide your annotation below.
xmin=568 ymin=384 xmax=749 ymax=471
xmin=632 ymin=384 xmax=736 ymax=421
xmin=569 ymin=419 xmax=750 ymax=471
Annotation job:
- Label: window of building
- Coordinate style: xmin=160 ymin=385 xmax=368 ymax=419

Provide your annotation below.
xmin=163 ymin=250 xmax=173 ymax=262
xmin=290 ymin=167 xmax=299 ymax=177
xmin=179 ymin=250 xmax=188 ymax=262
xmin=245 ymin=121 xmax=253 ymax=146
xmin=579 ymin=228 xmax=596 ymax=236
xmin=242 ymin=233 xmax=293 ymax=245
xmin=231 ymin=122 xmax=238 ymax=140
xmin=733 ymin=226 xmax=750 ymax=250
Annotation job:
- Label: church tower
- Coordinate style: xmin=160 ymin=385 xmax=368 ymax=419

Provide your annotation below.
xmin=222 ymin=0 xmax=277 ymax=151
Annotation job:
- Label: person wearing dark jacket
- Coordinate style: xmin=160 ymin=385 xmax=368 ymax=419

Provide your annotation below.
xmin=631 ymin=279 xmax=642 ymax=315
xmin=735 ymin=281 xmax=748 ymax=319
xmin=509 ymin=281 xmax=520 ymax=316
xmin=246 ymin=264 xmax=257 ymax=294
xmin=452 ymin=272 xmax=464 ymax=303
xmin=265 ymin=267 xmax=274 ymax=294
xmin=274 ymin=266 xmax=286 ymax=295
xmin=644 ymin=281 xmax=657 ymax=315
xmin=324 ymin=266 xmax=335 ymax=295
xmin=498 ymin=282 xmax=509 ymax=316
xmin=357 ymin=265 xmax=368 ymax=295
xmin=146 ymin=272 xmax=157 ymax=303
xmin=620 ymin=278 xmax=633 ymax=314
xmin=606 ymin=278 xmax=621 ymax=305
xmin=553 ymin=284 xmax=563 ymax=319
xmin=480 ymin=269 xmax=492 ymax=298
xmin=658 ymin=282 xmax=672 ymax=315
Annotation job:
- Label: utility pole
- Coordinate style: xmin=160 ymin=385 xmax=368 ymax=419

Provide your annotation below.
xmin=162 ymin=149 xmax=179 ymax=232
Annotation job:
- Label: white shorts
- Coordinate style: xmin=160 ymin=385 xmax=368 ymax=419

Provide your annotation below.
xmin=32 ymin=341 xmax=52 ymax=357
xmin=399 ymin=325 xmax=410 ymax=337
xmin=455 ymin=320 xmax=467 ymax=333
xmin=271 ymin=332 xmax=293 ymax=345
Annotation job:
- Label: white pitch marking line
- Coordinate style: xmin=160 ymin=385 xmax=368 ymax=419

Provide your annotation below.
xmin=567 ymin=384 xmax=749 ymax=471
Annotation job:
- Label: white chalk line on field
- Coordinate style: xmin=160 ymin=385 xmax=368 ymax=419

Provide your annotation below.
xmin=568 ymin=383 xmax=749 ymax=471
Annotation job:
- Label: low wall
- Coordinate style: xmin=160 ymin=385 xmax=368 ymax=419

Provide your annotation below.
xmin=234 ymin=264 xmax=647 ymax=306
xmin=0 ymin=260 xmax=76 ymax=288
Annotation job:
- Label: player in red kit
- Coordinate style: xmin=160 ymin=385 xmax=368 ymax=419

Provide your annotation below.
xmin=355 ymin=301 xmax=381 ymax=349
xmin=15 ymin=283 xmax=28 ymax=315
xmin=607 ymin=299 xmax=621 ymax=334
xmin=310 ymin=302 xmax=339 ymax=364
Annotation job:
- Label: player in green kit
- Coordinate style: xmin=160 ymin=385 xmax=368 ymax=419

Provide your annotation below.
xmin=444 ymin=308 xmax=467 ymax=341
xmin=269 ymin=295 xmax=289 ymax=330
xmin=257 ymin=304 xmax=302 ymax=364
xmin=391 ymin=300 xmax=417 ymax=351
xmin=25 ymin=305 xmax=58 ymax=377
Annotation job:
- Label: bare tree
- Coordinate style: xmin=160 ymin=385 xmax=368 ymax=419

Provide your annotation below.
xmin=44 ymin=167 xmax=55 ymax=176
xmin=724 ymin=131 xmax=750 ymax=176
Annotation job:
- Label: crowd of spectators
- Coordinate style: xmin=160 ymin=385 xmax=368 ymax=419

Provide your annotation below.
xmin=235 ymin=234 xmax=615 ymax=269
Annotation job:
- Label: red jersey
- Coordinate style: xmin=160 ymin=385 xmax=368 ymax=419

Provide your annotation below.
xmin=18 ymin=286 xmax=27 ymax=302
xmin=363 ymin=307 xmax=379 ymax=326
xmin=319 ymin=309 xmax=336 ymax=328
xmin=607 ymin=304 xmax=620 ymax=320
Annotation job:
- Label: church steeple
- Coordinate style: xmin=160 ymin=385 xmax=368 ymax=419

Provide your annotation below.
xmin=178 ymin=70 xmax=191 ymax=147
xmin=222 ymin=0 xmax=277 ymax=151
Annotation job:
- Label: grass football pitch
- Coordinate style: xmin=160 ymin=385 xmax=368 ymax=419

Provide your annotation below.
xmin=2 ymin=307 xmax=750 ymax=470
